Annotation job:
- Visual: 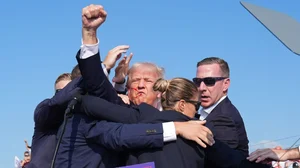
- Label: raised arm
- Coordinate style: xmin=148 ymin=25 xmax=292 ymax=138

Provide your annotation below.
xmin=112 ymin=53 xmax=133 ymax=95
xmin=24 ymin=140 xmax=31 ymax=151
xmin=76 ymin=5 xmax=128 ymax=105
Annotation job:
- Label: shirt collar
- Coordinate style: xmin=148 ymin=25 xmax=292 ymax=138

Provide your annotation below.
xmin=200 ymin=95 xmax=227 ymax=115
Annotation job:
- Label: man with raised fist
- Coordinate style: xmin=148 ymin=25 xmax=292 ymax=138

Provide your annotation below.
xmin=54 ymin=4 xmax=215 ymax=168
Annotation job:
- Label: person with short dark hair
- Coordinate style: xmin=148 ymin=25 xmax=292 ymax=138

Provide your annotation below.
xmin=27 ymin=72 xmax=82 ymax=168
xmin=194 ymin=57 xmax=249 ymax=167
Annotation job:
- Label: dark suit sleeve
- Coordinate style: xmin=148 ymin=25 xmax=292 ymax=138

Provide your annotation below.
xmin=34 ymin=99 xmax=62 ymax=127
xmin=239 ymin=160 xmax=271 ymax=168
xmin=209 ymin=115 xmax=239 ymax=149
xmin=205 ymin=140 xmax=245 ymax=167
xmin=205 ymin=140 xmax=271 ymax=168
xmin=81 ymin=95 xmax=141 ymax=123
xmin=76 ymin=50 xmax=123 ymax=105
xmin=83 ymin=120 xmax=164 ymax=151
xmin=34 ymin=78 xmax=83 ymax=127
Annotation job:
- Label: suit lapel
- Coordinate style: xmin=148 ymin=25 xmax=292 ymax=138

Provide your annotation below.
xmin=205 ymin=97 xmax=229 ymax=122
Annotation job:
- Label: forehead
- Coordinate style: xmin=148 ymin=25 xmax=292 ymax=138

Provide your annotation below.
xmin=130 ymin=68 xmax=159 ymax=79
xmin=55 ymin=79 xmax=71 ymax=89
xmin=196 ymin=64 xmax=221 ymax=78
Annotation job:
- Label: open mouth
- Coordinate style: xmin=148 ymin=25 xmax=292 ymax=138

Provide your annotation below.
xmin=200 ymin=96 xmax=209 ymax=101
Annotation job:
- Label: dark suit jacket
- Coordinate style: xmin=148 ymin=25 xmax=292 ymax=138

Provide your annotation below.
xmin=28 ymin=78 xmax=82 ymax=168
xmin=53 ymin=50 xmax=166 ymax=168
xmin=81 ymin=97 xmax=205 ymax=168
xmin=77 ymin=51 xmax=267 ymax=168
xmin=81 ymin=96 xmax=270 ymax=168
xmin=76 ymin=50 xmax=124 ymax=105
xmin=54 ymin=113 xmax=164 ymax=168
xmin=204 ymin=97 xmax=249 ymax=168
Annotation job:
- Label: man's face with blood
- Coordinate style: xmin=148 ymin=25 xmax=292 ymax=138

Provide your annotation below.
xmin=127 ymin=66 xmax=160 ymax=107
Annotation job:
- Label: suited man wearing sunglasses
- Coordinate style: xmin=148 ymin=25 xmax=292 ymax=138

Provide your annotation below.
xmin=193 ymin=57 xmax=249 ymax=168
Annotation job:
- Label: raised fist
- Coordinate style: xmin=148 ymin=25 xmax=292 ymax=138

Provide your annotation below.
xmin=82 ymin=4 xmax=107 ymax=30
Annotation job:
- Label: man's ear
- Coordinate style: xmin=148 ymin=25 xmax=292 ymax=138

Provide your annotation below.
xmin=223 ymin=78 xmax=230 ymax=92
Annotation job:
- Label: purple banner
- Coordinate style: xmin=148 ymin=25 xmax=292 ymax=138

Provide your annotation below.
xmin=118 ymin=162 xmax=155 ymax=168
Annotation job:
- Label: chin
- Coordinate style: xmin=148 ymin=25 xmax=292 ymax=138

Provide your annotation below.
xmin=133 ymin=98 xmax=145 ymax=105
xmin=200 ymin=102 xmax=212 ymax=108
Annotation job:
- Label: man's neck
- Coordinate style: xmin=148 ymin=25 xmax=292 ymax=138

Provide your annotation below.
xmin=202 ymin=95 xmax=227 ymax=112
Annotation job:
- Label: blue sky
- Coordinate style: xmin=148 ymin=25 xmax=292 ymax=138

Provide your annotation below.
xmin=1 ymin=0 xmax=300 ymax=167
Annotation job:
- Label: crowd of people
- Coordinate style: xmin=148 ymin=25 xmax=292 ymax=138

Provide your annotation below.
xmin=17 ymin=4 xmax=300 ymax=168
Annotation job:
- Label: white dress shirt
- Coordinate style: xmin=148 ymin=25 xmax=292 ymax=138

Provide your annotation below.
xmin=79 ymin=41 xmax=177 ymax=142
xmin=199 ymin=95 xmax=227 ymax=120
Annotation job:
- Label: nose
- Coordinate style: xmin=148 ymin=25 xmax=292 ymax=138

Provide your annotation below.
xmin=198 ymin=81 xmax=206 ymax=92
xmin=137 ymin=79 xmax=145 ymax=89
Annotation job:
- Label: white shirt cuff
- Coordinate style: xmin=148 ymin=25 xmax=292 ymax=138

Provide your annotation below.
xmin=79 ymin=39 xmax=99 ymax=59
xmin=113 ymin=82 xmax=126 ymax=92
xmin=101 ymin=63 xmax=109 ymax=77
xmin=162 ymin=122 xmax=177 ymax=142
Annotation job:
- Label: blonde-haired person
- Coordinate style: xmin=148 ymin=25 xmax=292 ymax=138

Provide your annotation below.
xmin=54 ymin=73 xmax=72 ymax=93
xmin=153 ymin=78 xmax=200 ymax=118
xmin=113 ymin=61 xmax=165 ymax=110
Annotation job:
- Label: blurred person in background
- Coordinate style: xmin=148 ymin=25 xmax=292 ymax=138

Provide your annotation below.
xmin=24 ymin=140 xmax=31 ymax=152
xmin=20 ymin=151 xmax=31 ymax=168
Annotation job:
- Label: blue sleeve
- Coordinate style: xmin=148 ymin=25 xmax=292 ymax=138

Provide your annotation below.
xmin=83 ymin=119 xmax=164 ymax=151
xmin=34 ymin=78 xmax=83 ymax=127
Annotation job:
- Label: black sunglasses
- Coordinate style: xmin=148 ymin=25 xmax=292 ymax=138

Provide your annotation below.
xmin=185 ymin=100 xmax=201 ymax=111
xmin=193 ymin=77 xmax=227 ymax=87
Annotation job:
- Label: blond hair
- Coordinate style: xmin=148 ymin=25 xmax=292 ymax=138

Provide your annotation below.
xmin=127 ymin=62 xmax=165 ymax=87
xmin=153 ymin=78 xmax=198 ymax=110
xmin=55 ymin=73 xmax=71 ymax=84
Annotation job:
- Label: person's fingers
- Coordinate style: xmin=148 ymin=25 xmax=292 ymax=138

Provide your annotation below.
xmin=125 ymin=53 xmax=133 ymax=64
